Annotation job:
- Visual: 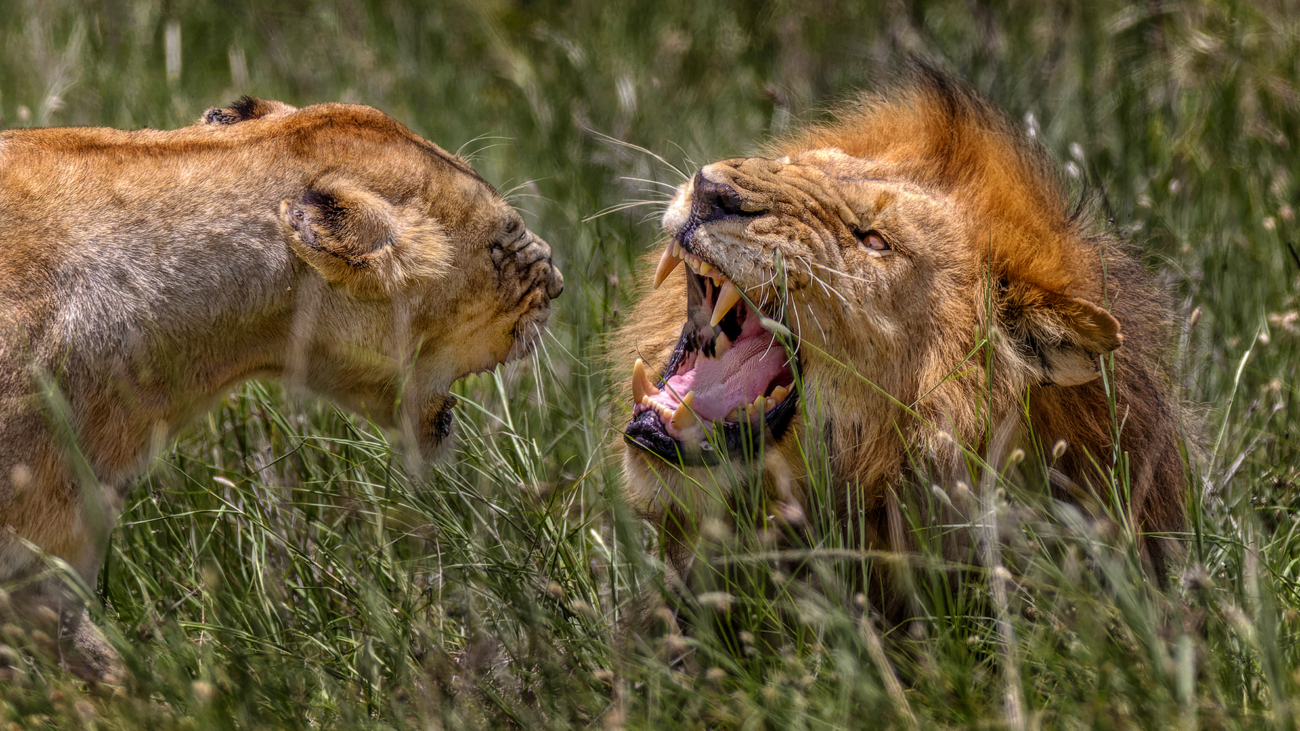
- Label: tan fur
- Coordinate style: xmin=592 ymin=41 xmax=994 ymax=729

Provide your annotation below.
xmin=614 ymin=68 xmax=1184 ymax=604
xmin=0 ymin=97 xmax=563 ymax=676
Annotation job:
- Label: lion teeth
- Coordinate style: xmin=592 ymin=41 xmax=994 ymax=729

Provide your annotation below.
xmin=726 ymin=407 xmax=740 ymax=422
xmin=632 ymin=358 xmax=659 ymax=403
xmin=770 ymin=385 xmax=789 ymax=403
xmin=698 ymin=261 xmax=713 ymax=276
xmin=670 ymin=391 xmax=696 ymax=431
xmin=710 ymin=281 xmax=742 ymax=327
xmin=713 ymin=332 xmax=732 ymax=359
xmin=654 ymin=245 xmax=683 ymax=289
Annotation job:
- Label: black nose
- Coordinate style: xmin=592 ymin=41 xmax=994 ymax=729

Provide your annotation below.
xmin=690 ymin=172 xmax=749 ymax=223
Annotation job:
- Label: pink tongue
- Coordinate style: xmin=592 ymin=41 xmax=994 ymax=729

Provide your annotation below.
xmin=653 ymin=317 xmax=790 ymax=424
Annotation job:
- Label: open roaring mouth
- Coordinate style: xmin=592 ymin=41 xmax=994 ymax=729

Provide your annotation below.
xmin=624 ymin=240 xmax=799 ymax=466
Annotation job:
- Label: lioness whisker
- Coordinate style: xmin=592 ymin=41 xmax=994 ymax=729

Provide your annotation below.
xmin=455 ymin=132 xmax=512 ymax=159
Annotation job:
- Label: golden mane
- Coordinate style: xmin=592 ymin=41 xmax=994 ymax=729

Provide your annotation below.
xmin=773 ymin=65 xmax=1092 ymax=297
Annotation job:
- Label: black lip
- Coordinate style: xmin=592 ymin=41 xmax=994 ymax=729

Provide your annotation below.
xmin=622 ymin=288 xmax=800 ymax=468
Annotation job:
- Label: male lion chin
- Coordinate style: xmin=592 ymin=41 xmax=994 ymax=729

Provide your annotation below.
xmin=616 ymin=66 xmax=1186 ymax=609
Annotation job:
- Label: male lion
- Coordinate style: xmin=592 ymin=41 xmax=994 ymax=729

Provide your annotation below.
xmin=0 ymin=97 xmax=563 ymax=677
xmin=616 ymin=68 xmax=1184 ymax=607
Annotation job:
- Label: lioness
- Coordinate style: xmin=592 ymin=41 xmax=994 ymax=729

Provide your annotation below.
xmin=0 ymin=97 xmax=563 ymax=676
xmin=616 ymin=68 xmax=1184 ymax=606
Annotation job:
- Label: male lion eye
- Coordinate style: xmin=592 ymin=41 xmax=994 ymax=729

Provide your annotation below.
xmin=855 ymin=229 xmax=890 ymax=253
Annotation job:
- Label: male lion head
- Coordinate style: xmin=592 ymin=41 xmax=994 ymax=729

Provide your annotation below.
xmin=616 ymin=68 xmax=1184 ymax=589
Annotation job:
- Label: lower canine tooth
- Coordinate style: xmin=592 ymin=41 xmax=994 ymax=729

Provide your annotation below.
xmin=632 ymin=358 xmax=659 ymax=403
xmin=670 ymin=391 xmax=696 ymax=431
xmin=726 ymin=408 xmax=740 ymax=422
xmin=710 ymin=281 xmax=742 ymax=327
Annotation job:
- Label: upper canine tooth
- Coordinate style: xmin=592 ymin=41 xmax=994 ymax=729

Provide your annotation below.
xmin=654 ymin=246 xmax=683 ymax=289
xmin=710 ymin=281 xmax=742 ymax=327
xmin=670 ymin=391 xmax=696 ymax=431
xmin=633 ymin=358 xmax=659 ymax=403
xmin=698 ymin=261 xmax=713 ymax=276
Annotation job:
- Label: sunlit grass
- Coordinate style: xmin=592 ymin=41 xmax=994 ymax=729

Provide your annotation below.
xmin=2 ymin=0 xmax=1299 ymax=729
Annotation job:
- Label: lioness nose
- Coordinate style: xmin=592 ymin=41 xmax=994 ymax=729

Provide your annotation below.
xmin=691 ymin=171 xmax=749 ymax=224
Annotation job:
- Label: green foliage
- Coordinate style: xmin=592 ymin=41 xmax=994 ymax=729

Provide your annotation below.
xmin=1 ymin=0 xmax=1299 ymax=728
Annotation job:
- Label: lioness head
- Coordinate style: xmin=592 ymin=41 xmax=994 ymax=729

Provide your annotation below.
xmin=616 ymin=68 xmax=1183 ymax=582
xmin=205 ymin=97 xmax=565 ymax=457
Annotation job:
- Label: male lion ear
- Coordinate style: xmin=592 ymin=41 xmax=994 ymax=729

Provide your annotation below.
xmin=998 ymin=279 xmax=1123 ymax=387
xmin=202 ymin=97 xmax=297 ymax=125
xmin=281 ymin=183 xmax=451 ymax=296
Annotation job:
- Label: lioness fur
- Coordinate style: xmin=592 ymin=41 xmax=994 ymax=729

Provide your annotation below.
xmin=615 ymin=67 xmax=1185 ymax=610
xmin=0 ymin=97 xmax=563 ymax=677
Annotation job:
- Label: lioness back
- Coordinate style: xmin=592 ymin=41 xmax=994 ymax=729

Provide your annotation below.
xmin=0 ymin=97 xmax=562 ymax=678
xmin=615 ymin=66 xmax=1184 ymax=602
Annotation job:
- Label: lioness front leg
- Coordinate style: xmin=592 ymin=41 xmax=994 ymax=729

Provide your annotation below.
xmin=0 ymin=467 xmax=123 ymax=681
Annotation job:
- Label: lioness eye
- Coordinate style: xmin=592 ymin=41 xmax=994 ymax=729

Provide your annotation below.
xmin=855 ymin=229 xmax=890 ymax=252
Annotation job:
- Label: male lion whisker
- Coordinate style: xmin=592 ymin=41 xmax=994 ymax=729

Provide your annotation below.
xmin=578 ymin=122 xmax=689 ymax=182
xmin=801 ymin=259 xmax=857 ymax=304
xmin=805 ymin=302 xmax=828 ymax=344
xmin=582 ymin=199 xmax=667 ymax=223
xmin=806 ymin=268 xmax=852 ymax=308
xmin=810 ymin=260 xmax=879 ymax=287
xmin=619 ymin=176 xmax=680 ymax=193
xmin=663 ymin=139 xmax=700 ymax=180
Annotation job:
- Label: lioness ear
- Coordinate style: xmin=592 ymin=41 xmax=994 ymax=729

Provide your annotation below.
xmin=281 ymin=183 xmax=450 ymax=295
xmin=202 ymin=96 xmax=297 ymax=125
xmin=998 ymin=280 xmax=1123 ymax=387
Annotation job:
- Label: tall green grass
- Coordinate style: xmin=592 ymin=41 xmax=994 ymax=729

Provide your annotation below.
xmin=1 ymin=0 xmax=1298 ymax=728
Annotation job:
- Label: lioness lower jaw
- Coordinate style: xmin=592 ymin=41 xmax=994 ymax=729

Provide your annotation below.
xmin=623 ymin=240 xmax=798 ymax=467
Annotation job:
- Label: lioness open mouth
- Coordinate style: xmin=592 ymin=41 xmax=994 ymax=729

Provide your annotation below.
xmin=624 ymin=240 xmax=798 ymax=466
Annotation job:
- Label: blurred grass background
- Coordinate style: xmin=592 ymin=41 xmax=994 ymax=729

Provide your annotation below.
xmin=1 ymin=0 xmax=1299 ymax=728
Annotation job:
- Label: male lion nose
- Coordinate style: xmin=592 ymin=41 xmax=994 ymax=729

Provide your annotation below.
xmin=691 ymin=171 xmax=750 ymax=224
xmin=546 ymin=264 xmax=564 ymax=300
